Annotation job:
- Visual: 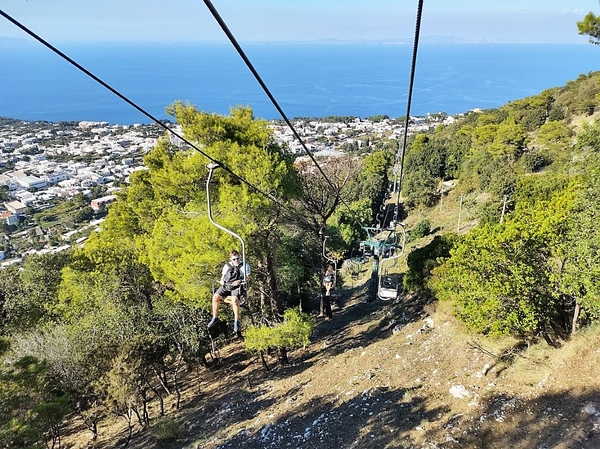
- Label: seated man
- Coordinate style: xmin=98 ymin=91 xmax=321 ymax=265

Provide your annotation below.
xmin=208 ymin=250 xmax=250 ymax=335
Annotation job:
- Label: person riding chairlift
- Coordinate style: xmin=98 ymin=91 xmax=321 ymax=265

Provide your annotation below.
xmin=207 ymin=249 xmax=250 ymax=336
xmin=323 ymin=266 xmax=334 ymax=296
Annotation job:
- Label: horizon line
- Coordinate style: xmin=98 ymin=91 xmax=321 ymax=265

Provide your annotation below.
xmin=0 ymin=35 xmax=587 ymax=46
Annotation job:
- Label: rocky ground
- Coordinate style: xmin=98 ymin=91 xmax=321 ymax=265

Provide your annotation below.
xmin=65 ymin=281 xmax=600 ymax=449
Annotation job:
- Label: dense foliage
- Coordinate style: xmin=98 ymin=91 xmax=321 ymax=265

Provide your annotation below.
xmin=409 ymin=72 xmax=600 ymax=343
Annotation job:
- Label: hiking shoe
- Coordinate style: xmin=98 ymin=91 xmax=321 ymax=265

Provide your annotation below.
xmin=207 ymin=317 xmax=220 ymax=328
xmin=233 ymin=320 xmax=240 ymax=333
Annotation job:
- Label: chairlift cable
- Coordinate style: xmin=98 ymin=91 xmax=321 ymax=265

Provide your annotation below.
xmin=394 ymin=0 xmax=424 ymax=224
xmin=0 ymin=8 xmax=289 ymax=213
xmin=202 ymin=0 xmax=368 ymax=231
xmin=202 ymin=0 xmax=336 ymax=192
xmin=2 ymin=4 xmax=423 ymax=234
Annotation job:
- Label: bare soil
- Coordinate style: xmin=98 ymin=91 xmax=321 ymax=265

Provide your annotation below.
xmin=62 ymin=278 xmax=600 ymax=449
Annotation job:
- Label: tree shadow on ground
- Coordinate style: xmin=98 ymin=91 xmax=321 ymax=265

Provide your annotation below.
xmin=154 ymin=387 xmax=600 ymax=449
xmin=122 ymin=350 xmax=283 ymax=449
xmin=117 ymin=284 xmax=600 ymax=449
xmin=198 ymin=385 xmax=446 ymax=449
xmin=235 ymin=279 xmax=431 ymax=386
xmin=305 ymin=286 xmax=430 ymax=361
xmin=449 ymin=388 xmax=600 ymax=449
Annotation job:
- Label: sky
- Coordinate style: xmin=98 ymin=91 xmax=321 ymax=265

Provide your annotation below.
xmin=0 ymin=0 xmax=596 ymax=44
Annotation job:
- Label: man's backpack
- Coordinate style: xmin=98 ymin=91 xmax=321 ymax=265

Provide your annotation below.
xmin=223 ymin=261 xmax=243 ymax=286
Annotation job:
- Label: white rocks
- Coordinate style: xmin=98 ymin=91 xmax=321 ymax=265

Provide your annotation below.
xmin=481 ymin=362 xmax=492 ymax=375
xmin=449 ymin=385 xmax=471 ymax=399
xmin=392 ymin=324 xmax=404 ymax=335
xmin=584 ymin=405 xmax=597 ymax=415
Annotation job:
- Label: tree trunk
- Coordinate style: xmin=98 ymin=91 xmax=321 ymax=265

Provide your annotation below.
xmin=259 ymin=351 xmax=270 ymax=370
xmin=140 ymin=389 xmax=150 ymax=428
xmin=148 ymin=383 xmax=164 ymax=416
xmin=265 ymin=235 xmax=283 ymax=319
xmin=154 ymin=367 xmax=171 ymax=395
xmin=277 ymin=347 xmax=289 ymax=365
xmin=319 ymin=229 xmax=328 ymax=317
xmin=122 ymin=409 xmax=134 ymax=448
xmin=79 ymin=412 xmax=99 ymax=440
xmin=172 ymin=367 xmax=182 ymax=410
xmin=571 ymin=302 xmax=581 ymax=335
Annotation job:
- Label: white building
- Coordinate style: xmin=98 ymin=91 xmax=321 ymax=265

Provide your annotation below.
xmin=42 ymin=171 xmax=71 ymax=185
xmin=4 ymin=200 xmax=27 ymax=215
xmin=10 ymin=171 xmax=47 ymax=190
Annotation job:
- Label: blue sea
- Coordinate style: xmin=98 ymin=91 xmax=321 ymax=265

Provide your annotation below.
xmin=0 ymin=41 xmax=598 ymax=124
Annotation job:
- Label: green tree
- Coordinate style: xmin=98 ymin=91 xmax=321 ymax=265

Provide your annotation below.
xmin=430 ymin=220 xmax=558 ymax=339
xmin=0 ymin=252 xmax=71 ymax=332
xmin=62 ymin=105 xmax=301 ymax=367
xmin=488 ymin=119 xmax=526 ymax=159
xmin=575 ymin=118 xmax=600 ymax=152
xmin=244 ymin=309 xmax=315 ymax=369
xmin=0 ymin=356 xmax=71 ymax=449
xmin=536 ymin=119 xmax=570 ymax=142
xmin=293 ymin=156 xmax=359 ymax=318
xmin=556 ymin=159 xmax=600 ymax=332
xmin=578 ymin=11 xmax=600 ymax=45
xmin=404 ymin=234 xmax=455 ymax=292
xmin=356 ymin=150 xmax=392 ymax=222
xmin=403 ymin=169 xmax=438 ymax=207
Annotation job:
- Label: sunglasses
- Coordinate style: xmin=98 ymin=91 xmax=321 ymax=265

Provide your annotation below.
xmin=231 ymin=257 xmax=239 ymax=261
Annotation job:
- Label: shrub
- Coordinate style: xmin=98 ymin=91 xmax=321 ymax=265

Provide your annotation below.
xmin=407 ymin=219 xmax=431 ymax=243
xmin=476 ymin=201 xmax=503 ymax=226
xmin=244 ymin=309 xmax=315 ymax=355
xmin=520 ymin=151 xmax=549 ymax=173
xmin=429 ymin=222 xmax=557 ymax=338
xmin=404 ymin=234 xmax=455 ymax=292
xmin=547 ymin=107 xmax=565 ymax=122
xmin=151 ymin=416 xmax=181 ymax=443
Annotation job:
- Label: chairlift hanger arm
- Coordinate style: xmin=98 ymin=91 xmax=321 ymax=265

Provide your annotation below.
xmin=322 ymin=235 xmax=336 ymax=265
xmin=206 ymin=163 xmax=248 ymax=285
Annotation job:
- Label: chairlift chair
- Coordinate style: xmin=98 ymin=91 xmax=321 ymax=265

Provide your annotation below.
xmin=206 ymin=162 xmax=249 ymax=301
xmin=376 ymin=223 xmax=406 ymax=301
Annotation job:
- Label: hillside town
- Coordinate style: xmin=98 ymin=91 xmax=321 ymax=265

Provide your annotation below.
xmin=0 ymin=113 xmax=458 ymax=266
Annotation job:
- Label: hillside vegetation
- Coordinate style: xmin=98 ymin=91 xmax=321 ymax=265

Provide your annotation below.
xmin=1 ymin=72 xmax=600 ymax=449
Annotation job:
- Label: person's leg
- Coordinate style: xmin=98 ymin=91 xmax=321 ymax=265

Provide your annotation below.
xmin=230 ymin=296 xmax=240 ymax=332
xmin=230 ymin=296 xmax=240 ymax=320
xmin=324 ymin=294 xmax=333 ymax=319
xmin=222 ymin=295 xmax=241 ymax=332
xmin=208 ymin=293 xmax=223 ymax=327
